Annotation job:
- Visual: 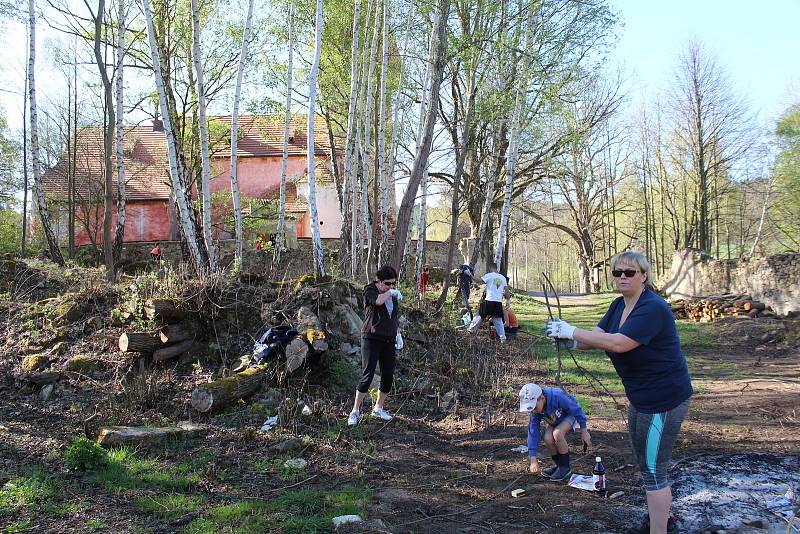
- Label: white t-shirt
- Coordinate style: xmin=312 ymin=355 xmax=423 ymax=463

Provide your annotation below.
xmin=482 ymin=272 xmax=508 ymax=302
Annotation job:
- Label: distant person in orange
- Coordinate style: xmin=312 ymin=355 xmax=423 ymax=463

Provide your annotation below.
xmin=418 ymin=265 xmax=430 ymax=302
xmin=150 ymin=243 xmax=162 ymax=262
xmin=504 ymin=304 xmax=519 ymax=340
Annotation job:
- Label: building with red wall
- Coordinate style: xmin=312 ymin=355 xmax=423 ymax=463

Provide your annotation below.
xmin=42 ymin=115 xmax=344 ymax=247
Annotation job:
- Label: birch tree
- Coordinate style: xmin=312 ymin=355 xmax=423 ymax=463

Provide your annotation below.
xmin=191 ymin=0 xmax=217 ymax=272
xmin=360 ymin=0 xmax=380 ymax=276
xmin=338 ymin=0 xmax=361 ymax=273
xmin=275 ymin=0 xmax=295 ymax=265
xmin=29 ymin=0 xmax=64 ymax=265
xmin=307 ymin=0 xmax=325 ymax=277
xmin=413 ymin=170 xmax=428 ymax=284
xmin=391 ymin=0 xmax=450 ymax=269
xmin=112 ymin=0 xmax=126 ymax=267
xmin=229 ymin=0 xmax=256 ymax=267
xmin=141 ymin=0 xmax=205 ymax=273
xmin=376 ymin=0 xmax=389 ymax=268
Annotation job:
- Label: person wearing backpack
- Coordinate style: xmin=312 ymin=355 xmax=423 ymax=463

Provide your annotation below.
xmin=347 ymin=265 xmax=402 ymax=426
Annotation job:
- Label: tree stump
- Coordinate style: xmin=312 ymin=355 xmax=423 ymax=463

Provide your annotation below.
xmin=144 ymin=299 xmax=186 ymax=323
xmin=119 ymin=332 xmax=163 ymax=354
xmin=190 ymin=366 xmax=267 ymax=413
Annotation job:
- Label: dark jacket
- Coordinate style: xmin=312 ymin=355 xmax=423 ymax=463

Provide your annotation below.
xmin=362 ymin=282 xmax=400 ymax=341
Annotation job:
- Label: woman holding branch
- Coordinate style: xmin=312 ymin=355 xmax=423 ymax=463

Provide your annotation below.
xmin=546 ymin=251 xmax=693 ymax=534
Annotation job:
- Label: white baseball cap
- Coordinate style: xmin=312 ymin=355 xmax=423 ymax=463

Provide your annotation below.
xmin=519 ymin=383 xmax=543 ymax=412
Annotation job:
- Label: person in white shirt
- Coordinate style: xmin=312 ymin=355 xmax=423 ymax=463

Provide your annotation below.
xmin=467 ymin=262 xmax=510 ymax=342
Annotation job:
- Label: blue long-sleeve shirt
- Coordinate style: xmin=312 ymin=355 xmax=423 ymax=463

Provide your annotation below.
xmin=527 ymin=387 xmax=587 ymax=456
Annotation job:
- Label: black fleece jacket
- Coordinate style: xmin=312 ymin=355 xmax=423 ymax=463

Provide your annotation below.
xmin=361 ymin=282 xmax=400 ymax=341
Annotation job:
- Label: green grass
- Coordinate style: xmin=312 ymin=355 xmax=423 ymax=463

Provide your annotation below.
xmin=87 ymin=447 xmax=201 ymax=493
xmin=137 ymin=493 xmax=205 ymax=519
xmin=0 ymin=468 xmax=62 ymax=517
xmin=182 ymin=485 xmax=373 ymax=533
xmin=86 ymin=518 xmax=109 ymax=531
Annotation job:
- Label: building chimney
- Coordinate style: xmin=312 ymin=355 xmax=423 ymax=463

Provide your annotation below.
xmin=152 ymin=119 xmax=164 ymax=132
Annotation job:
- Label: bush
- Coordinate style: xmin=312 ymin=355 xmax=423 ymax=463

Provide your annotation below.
xmin=65 ymin=437 xmax=108 ymax=472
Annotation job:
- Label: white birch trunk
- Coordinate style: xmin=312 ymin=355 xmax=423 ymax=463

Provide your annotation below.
xmin=191 ymin=0 xmax=216 ymax=272
xmin=113 ymin=0 xmax=126 ymax=261
xmin=275 ymin=0 xmax=295 ymax=265
xmin=307 ymin=0 xmax=325 ymax=277
xmin=749 ymin=172 xmax=773 ymax=257
xmin=340 ymin=0 xmax=362 ymax=272
xmin=494 ymin=3 xmax=536 ymax=267
xmin=377 ymin=0 xmax=389 ymax=266
xmin=229 ymin=0 xmax=255 ymax=267
xmin=351 ymin=0 xmax=374 ymax=275
xmin=141 ymin=0 xmax=205 ymax=273
xmin=29 ymin=0 xmax=64 ymax=265
xmin=360 ymin=0 xmax=380 ymax=276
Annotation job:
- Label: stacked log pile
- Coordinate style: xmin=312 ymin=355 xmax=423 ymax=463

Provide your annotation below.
xmin=670 ymin=294 xmax=776 ymax=322
xmin=118 ymin=299 xmax=197 ymax=363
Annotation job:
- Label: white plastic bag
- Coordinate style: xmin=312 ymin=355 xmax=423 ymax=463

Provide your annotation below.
xmin=395 ymin=333 xmax=404 ymax=350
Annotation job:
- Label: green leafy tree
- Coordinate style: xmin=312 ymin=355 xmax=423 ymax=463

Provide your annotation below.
xmin=773 ymin=104 xmax=800 ymax=250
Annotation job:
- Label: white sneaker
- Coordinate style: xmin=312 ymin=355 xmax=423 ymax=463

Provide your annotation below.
xmin=371 ymin=407 xmax=393 ymax=421
xmin=347 ymin=410 xmax=360 ymax=426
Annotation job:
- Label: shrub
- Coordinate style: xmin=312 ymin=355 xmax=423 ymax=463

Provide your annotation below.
xmin=65 ymin=437 xmax=108 ymax=472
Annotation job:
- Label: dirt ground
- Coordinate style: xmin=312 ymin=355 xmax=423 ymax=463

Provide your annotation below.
xmin=1 ymin=268 xmax=799 ymax=533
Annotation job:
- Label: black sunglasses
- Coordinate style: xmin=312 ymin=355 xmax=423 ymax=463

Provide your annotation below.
xmin=612 ymin=269 xmax=639 ymax=278
xmin=381 ymin=280 xmax=396 ymax=286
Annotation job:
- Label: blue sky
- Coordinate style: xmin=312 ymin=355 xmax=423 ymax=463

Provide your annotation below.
xmin=608 ymin=0 xmax=800 ymax=127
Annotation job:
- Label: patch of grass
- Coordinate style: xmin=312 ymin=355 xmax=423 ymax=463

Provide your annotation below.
xmin=2 ymin=519 xmax=34 ymax=533
xmin=676 ymin=321 xmax=715 ymax=351
xmin=86 ymin=518 xmax=109 ymax=531
xmin=181 ymin=485 xmax=374 ymax=533
xmin=137 ymin=493 xmax=204 ymax=519
xmin=0 ymin=468 xmax=62 ymax=517
xmin=88 ymin=447 xmax=199 ymax=493
xmin=46 ymin=499 xmax=87 ymax=517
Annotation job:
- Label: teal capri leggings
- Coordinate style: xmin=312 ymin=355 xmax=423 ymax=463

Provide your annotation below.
xmin=627 ymin=398 xmax=690 ymax=491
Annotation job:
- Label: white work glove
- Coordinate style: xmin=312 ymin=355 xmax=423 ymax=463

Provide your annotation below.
xmin=551 ymin=337 xmax=577 ymax=351
xmin=546 ymin=319 xmax=576 ymax=340
xmin=395 ymin=333 xmax=404 ymax=350
xmin=390 ymin=288 xmax=403 ymax=301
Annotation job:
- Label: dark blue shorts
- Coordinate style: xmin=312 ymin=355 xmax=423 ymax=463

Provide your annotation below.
xmin=628 ymin=398 xmax=690 ymax=491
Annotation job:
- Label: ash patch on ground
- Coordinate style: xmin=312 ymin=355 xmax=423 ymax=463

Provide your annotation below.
xmin=672 ymin=452 xmax=800 ymax=533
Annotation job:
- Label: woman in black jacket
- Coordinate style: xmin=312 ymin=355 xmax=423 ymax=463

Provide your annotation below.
xmin=347 ymin=265 xmax=402 ymax=426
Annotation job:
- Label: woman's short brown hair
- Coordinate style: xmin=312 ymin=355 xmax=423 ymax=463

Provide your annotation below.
xmin=611 ymin=250 xmax=653 ymax=286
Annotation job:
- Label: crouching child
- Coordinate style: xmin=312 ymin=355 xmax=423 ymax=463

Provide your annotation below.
xmin=519 ymin=383 xmax=592 ymax=481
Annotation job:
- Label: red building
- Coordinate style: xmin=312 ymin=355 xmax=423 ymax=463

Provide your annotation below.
xmin=42 ymin=115 xmax=344 ymax=247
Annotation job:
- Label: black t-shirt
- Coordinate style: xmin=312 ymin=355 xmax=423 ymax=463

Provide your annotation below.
xmin=598 ymin=288 xmax=693 ymax=413
xmin=361 ymin=282 xmax=400 ymax=341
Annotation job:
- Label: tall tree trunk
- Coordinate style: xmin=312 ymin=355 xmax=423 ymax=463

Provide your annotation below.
xmin=339 ymin=0 xmax=362 ymax=274
xmin=94 ymin=0 xmax=116 ymax=279
xmin=191 ymin=0 xmax=218 ymax=272
xmin=749 ymin=173 xmax=773 ymax=257
xmin=414 ymin=170 xmax=428 ymax=285
xmin=141 ymin=0 xmax=205 ymax=274
xmin=360 ymin=0 xmax=380 ymax=277
xmin=229 ymin=0 xmax=255 ymax=268
xmin=391 ymin=0 xmax=450 ymax=270
xmin=307 ymin=0 xmax=325 ymax=277
xmin=29 ymin=0 xmax=64 ymax=265
xmin=376 ymin=0 xmax=389 ymax=267
xmin=275 ymin=0 xmax=295 ymax=265
xmin=22 ymin=39 xmax=29 ymax=256
xmin=113 ymin=0 xmax=126 ymax=266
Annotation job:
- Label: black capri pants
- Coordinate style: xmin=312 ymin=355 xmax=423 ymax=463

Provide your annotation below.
xmin=357 ymin=337 xmax=396 ymax=394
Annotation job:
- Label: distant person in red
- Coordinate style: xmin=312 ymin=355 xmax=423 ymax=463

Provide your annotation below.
xmin=418 ymin=265 xmax=430 ymax=302
xmin=150 ymin=243 xmax=161 ymax=262
xmin=255 ymin=239 xmax=263 ymax=251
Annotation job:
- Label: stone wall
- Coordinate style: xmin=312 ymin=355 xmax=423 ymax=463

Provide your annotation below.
xmin=660 ymin=249 xmax=800 ymax=315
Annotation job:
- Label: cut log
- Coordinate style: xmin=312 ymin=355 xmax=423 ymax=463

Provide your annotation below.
xmin=190 ymin=366 xmax=267 ymax=413
xmin=144 ymin=299 xmax=186 ymax=323
xmin=747 ymin=309 xmax=760 ymax=318
xmin=296 ymin=306 xmax=328 ymax=353
xmin=153 ymin=339 xmax=194 ymax=362
xmin=159 ymin=322 xmax=197 ymax=344
xmin=96 ymin=421 xmax=207 ymax=447
xmin=744 ymin=301 xmax=766 ymax=312
xmin=285 ymin=338 xmax=309 ymax=373
xmin=119 ymin=332 xmax=162 ymax=354
xmin=22 ymin=371 xmax=60 ymax=386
